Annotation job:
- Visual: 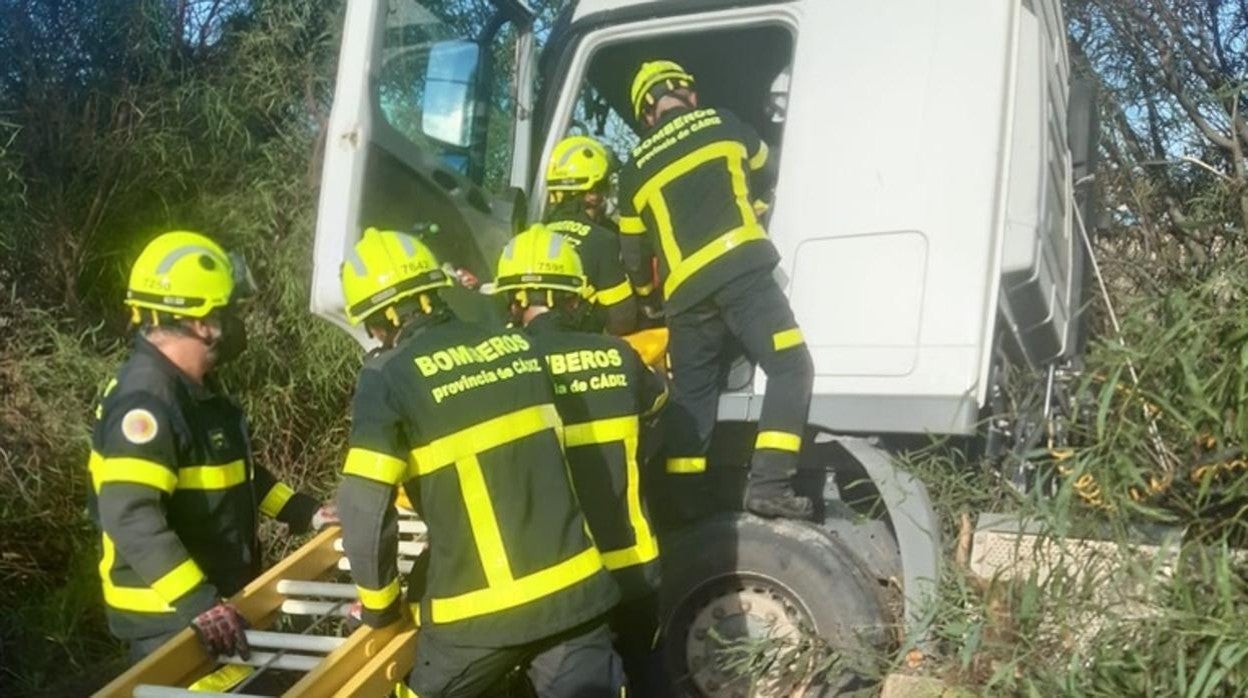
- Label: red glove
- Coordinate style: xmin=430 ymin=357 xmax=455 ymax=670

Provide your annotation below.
xmin=192 ymin=603 xmax=251 ymax=659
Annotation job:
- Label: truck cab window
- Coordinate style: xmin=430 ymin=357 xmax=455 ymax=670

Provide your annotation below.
xmin=540 ymin=23 xmax=794 ymax=219
xmin=378 ymin=0 xmax=519 ymax=191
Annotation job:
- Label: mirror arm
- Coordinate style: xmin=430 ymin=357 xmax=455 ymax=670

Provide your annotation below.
xmin=466 ymin=10 xmax=516 ymax=183
xmin=492 ymin=0 xmax=536 ymax=25
xmin=476 ymin=12 xmax=508 ymax=45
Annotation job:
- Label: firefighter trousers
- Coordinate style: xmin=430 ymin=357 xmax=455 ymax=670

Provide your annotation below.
xmin=128 ymin=630 xmax=177 ymax=664
xmin=407 ymin=618 xmax=625 ymax=697
xmin=664 ymin=267 xmax=814 ymax=498
xmin=610 ymin=593 xmax=666 ymax=696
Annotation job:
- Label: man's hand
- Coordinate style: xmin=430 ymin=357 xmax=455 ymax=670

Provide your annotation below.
xmin=344 ymin=600 xmax=364 ymax=633
xmin=191 ymin=603 xmax=250 ymax=659
xmin=311 ymin=503 xmax=339 ymax=531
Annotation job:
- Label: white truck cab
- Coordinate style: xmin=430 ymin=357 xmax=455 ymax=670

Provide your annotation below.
xmin=313 ymin=1 xmax=1094 ymax=693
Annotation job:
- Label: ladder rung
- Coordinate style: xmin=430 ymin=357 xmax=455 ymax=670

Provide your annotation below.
xmin=333 ymin=538 xmax=425 ymax=557
xmin=339 ymin=557 xmax=415 ymax=574
xmin=276 ymin=579 xmax=358 ymax=599
xmin=281 ymin=599 xmax=353 ymax=617
xmin=399 ymin=520 xmax=427 ymax=534
xmin=220 ymin=650 xmax=321 ymax=672
xmin=96 ymin=526 xmax=420 ymax=696
xmin=245 ymin=630 xmax=345 ymax=653
xmin=135 ymin=687 xmax=267 ymax=698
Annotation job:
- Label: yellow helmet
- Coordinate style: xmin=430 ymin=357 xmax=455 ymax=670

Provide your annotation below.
xmin=630 ymin=60 xmax=695 ymax=120
xmin=494 ymin=224 xmax=586 ymax=299
xmin=126 ymin=231 xmax=234 ymax=319
xmin=546 ymin=136 xmax=611 ymax=192
xmin=340 ymin=227 xmax=451 ymax=325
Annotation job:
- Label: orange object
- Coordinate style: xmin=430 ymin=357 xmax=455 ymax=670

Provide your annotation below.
xmin=395 ymin=487 xmax=415 ymax=512
xmin=622 ymin=327 xmax=669 ymax=369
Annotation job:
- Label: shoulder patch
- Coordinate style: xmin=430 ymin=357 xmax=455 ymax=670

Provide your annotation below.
xmin=121 ymin=408 xmax=159 ymax=445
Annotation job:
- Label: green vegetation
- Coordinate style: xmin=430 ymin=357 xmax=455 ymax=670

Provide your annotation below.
xmin=0 ymin=1 xmax=354 ymax=692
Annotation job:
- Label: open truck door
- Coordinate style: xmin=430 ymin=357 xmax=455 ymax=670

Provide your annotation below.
xmin=311 ymin=0 xmax=536 ymax=339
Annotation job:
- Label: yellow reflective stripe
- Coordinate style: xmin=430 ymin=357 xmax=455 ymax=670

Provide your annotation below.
xmin=666 ymin=457 xmax=706 ymax=474
xmin=259 ymin=482 xmax=295 ymax=518
xmin=749 ymin=141 xmax=769 ymax=170
xmin=633 ymin=140 xmax=750 ymax=229
xmin=601 ymin=533 xmax=660 ymax=570
xmin=635 ymin=282 xmax=655 ymax=296
xmin=631 ymin=140 xmax=763 ymax=299
xmin=150 ymin=556 xmax=206 ymax=603
xmin=410 ymin=404 xmax=562 ymax=475
xmin=411 ymin=405 xmax=598 ymax=625
xmin=408 ymin=602 xmax=421 ymax=627
xmin=650 ymin=195 xmax=682 ymax=272
xmin=772 ymin=327 xmax=805 ymax=352
xmin=431 ymin=546 xmax=603 ymax=624
xmin=664 ymin=224 xmax=766 ymax=299
xmin=357 ymin=578 xmax=401 ymax=610
xmin=755 ymin=430 xmax=802 ymax=453
xmin=188 ymin=664 xmax=254 ymax=692
xmin=619 ymin=216 xmax=646 ymax=235
xmin=456 ymin=454 xmax=513 ymax=587
xmin=561 ymin=420 xmax=657 ymax=569
xmin=593 ymin=279 xmax=634 ymax=306
xmin=94 ymin=378 xmax=119 ymax=418
xmin=601 ymin=434 xmax=659 ymax=570
xmin=94 ymin=455 xmax=178 ymax=494
xmin=635 ymin=142 xmax=748 ymax=211
xmin=564 ymin=415 xmax=639 ymax=448
xmin=178 ymin=460 xmax=246 ymax=490
xmin=87 ymin=450 xmax=104 ymax=489
xmin=344 ymin=447 xmax=408 ymax=485
xmin=99 ymin=534 xmax=175 ymax=613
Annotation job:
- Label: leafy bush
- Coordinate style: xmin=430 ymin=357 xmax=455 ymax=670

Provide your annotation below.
xmin=1064 ymin=266 xmax=1248 ymax=540
xmin=0 ymin=1 xmax=354 ymax=693
xmin=886 ymin=261 xmax=1248 ymax=697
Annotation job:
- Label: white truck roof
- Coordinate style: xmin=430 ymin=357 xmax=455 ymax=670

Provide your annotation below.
xmin=572 ymin=0 xmax=663 ymax=19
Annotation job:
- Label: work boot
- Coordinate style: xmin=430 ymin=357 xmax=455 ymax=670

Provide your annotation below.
xmin=745 ymin=490 xmax=814 ymax=520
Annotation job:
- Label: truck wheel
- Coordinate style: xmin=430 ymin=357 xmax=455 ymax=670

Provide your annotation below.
xmin=659 ymin=513 xmax=891 ymax=697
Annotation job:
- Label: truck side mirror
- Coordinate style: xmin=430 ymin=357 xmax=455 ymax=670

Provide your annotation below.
xmin=422 ymin=40 xmax=481 ymax=148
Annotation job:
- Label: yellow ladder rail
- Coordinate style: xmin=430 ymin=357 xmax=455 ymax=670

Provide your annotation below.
xmin=92 ymin=515 xmax=423 ymax=697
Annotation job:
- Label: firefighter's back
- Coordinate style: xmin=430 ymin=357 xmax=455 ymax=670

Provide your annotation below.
xmin=370 ymin=315 xmax=619 ymax=646
xmin=524 ymin=317 xmax=663 ymax=601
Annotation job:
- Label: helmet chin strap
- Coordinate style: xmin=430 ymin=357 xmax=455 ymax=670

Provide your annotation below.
xmin=191 ymin=323 xmax=220 ymax=350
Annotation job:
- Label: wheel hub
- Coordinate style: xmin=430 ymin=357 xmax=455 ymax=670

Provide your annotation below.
xmin=681 ymin=577 xmax=815 ymax=697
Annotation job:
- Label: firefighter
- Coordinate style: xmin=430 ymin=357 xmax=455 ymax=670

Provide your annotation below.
xmin=543 ymin=135 xmax=640 ymax=335
xmin=88 ymin=231 xmax=335 ymax=663
xmin=495 ymin=224 xmax=668 ymax=692
xmin=336 ymin=228 xmax=624 ymax=697
xmin=618 ymin=60 xmax=815 ymax=520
